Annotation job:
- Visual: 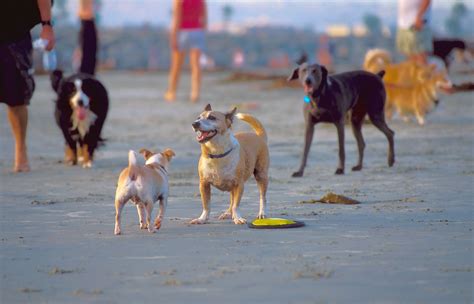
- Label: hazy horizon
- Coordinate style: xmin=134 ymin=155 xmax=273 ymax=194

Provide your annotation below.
xmin=61 ymin=0 xmax=473 ymax=34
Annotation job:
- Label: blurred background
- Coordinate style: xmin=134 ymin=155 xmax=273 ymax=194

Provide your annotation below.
xmin=33 ymin=0 xmax=473 ymax=72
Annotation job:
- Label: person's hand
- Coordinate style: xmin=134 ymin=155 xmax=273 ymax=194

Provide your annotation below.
xmin=40 ymin=25 xmax=55 ymax=51
xmin=413 ymin=16 xmax=424 ymax=31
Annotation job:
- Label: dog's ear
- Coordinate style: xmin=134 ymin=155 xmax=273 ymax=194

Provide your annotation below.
xmin=225 ymin=107 xmax=237 ymax=126
xmin=50 ymin=69 xmax=63 ymax=93
xmin=161 ymin=148 xmax=176 ymax=161
xmin=287 ymin=67 xmax=299 ymax=82
xmin=139 ymin=148 xmax=154 ymax=160
xmin=321 ymin=65 xmax=328 ymax=83
xmin=204 ymin=104 xmax=212 ymax=112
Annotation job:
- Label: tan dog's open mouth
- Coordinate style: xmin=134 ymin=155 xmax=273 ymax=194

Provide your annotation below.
xmin=196 ymin=130 xmax=217 ymax=143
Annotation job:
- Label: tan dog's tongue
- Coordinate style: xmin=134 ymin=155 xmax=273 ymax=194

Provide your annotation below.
xmin=77 ymin=107 xmax=87 ymax=121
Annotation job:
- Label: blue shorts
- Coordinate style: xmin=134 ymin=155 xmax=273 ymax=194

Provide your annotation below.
xmin=178 ymin=30 xmax=206 ymax=52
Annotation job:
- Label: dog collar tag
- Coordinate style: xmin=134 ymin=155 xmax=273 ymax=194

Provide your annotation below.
xmin=304 ymin=96 xmax=311 ymax=103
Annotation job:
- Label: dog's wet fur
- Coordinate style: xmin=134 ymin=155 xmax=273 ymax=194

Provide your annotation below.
xmin=288 ymin=62 xmax=395 ymax=176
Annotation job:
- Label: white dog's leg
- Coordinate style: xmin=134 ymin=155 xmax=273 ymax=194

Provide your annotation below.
xmin=136 ymin=204 xmax=147 ymax=229
xmin=145 ymin=202 xmax=155 ymax=233
xmin=154 ymin=197 xmax=167 ymax=230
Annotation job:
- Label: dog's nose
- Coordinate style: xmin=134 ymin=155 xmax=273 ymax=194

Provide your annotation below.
xmin=78 ymin=99 xmax=84 ymax=107
xmin=304 ymin=78 xmax=311 ymax=85
xmin=192 ymin=121 xmax=200 ymax=129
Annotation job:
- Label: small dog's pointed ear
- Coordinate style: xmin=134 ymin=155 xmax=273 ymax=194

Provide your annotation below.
xmin=225 ymin=107 xmax=237 ymax=125
xmin=162 ymin=148 xmax=176 ymax=161
xmin=287 ymin=67 xmax=299 ymax=82
xmin=139 ymin=148 xmax=154 ymax=160
xmin=204 ymin=104 xmax=212 ymax=111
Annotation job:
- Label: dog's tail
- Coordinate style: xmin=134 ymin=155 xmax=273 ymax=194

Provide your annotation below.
xmin=127 ymin=150 xmax=144 ymax=181
xmin=235 ymin=113 xmax=267 ymax=142
xmin=363 ymin=49 xmax=392 ymax=73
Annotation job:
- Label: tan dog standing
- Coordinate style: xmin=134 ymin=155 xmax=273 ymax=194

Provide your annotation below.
xmin=191 ymin=104 xmax=269 ymax=224
xmin=114 ymin=148 xmax=175 ymax=235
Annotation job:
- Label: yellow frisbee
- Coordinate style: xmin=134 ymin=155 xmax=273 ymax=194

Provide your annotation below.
xmin=248 ymin=217 xmax=305 ymax=229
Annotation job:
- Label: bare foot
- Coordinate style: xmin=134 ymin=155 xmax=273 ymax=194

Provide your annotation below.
xmin=164 ymin=91 xmax=176 ymax=103
xmin=13 ymin=151 xmax=30 ymax=173
xmin=13 ymin=162 xmax=30 ymax=173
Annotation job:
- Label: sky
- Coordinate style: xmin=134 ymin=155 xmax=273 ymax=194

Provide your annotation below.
xmin=65 ymin=0 xmax=472 ymax=32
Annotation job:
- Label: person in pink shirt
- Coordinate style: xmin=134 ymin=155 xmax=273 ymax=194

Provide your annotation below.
xmin=164 ymin=0 xmax=207 ymax=103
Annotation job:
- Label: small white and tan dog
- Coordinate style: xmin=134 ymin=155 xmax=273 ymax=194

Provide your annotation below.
xmin=191 ymin=104 xmax=270 ymax=225
xmin=114 ymin=148 xmax=175 ymax=235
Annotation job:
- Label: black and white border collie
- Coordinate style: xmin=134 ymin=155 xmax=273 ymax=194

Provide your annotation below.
xmin=51 ymin=70 xmax=109 ymax=168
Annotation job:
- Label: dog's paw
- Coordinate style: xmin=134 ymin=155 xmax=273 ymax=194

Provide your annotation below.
xmin=65 ymin=159 xmax=77 ymax=166
xmin=114 ymin=228 xmax=121 ymax=235
xmin=139 ymin=222 xmax=148 ymax=229
xmin=82 ymin=161 xmax=93 ymax=168
xmin=190 ymin=218 xmax=208 ymax=224
xmin=335 ymin=168 xmax=344 ymax=175
xmin=388 ymin=157 xmax=395 ymax=167
xmin=351 ymin=165 xmax=362 ymax=171
xmin=291 ymin=171 xmax=303 ymax=178
xmin=233 ymin=217 xmax=247 ymax=225
xmin=218 ymin=211 xmax=232 ymax=220
xmin=257 ymin=213 xmax=266 ymax=219
xmin=154 ymin=219 xmax=162 ymax=230
xmin=147 ymin=227 xmax=156 ymax=233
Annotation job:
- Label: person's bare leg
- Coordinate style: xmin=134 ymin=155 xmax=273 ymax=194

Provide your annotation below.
xmin=7 ymin=105 xmax=30 ymax=172
xmin=164 ymin=50 xmax=185 ymax=102
xmin=190 ymin=48 xmax=201 ymax=103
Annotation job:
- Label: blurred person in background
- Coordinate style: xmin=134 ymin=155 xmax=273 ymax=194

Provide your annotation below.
xmin=396 ymin=0 xmax=432 ymax=65
xmin=164 ymin=0 xmax=207 ymax=103
xmin=78 ymin=0 xmax=98 ymax=75
xmin=0 ymin=0 xmax=55 ymax=172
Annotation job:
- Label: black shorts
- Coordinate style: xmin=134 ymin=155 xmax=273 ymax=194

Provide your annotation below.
xmin=0 ymin=33 xmax=35 ymax=107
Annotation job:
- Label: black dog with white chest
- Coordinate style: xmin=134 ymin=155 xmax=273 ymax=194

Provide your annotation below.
xmin=51 ymin=70 xmax=108 ymax=168
xmin=288 ymin=63 xmax=395 ymax=177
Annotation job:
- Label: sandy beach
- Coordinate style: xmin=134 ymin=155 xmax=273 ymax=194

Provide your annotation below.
xmin=1 ymin=71 xmax=473 ymax=303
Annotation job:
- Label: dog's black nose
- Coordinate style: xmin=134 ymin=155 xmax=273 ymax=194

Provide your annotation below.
xmin=304 ymin=78 xmax=311 ymax=85
xmin=192 ymin=121 xmax=200 ymax=129
xmin=78 ymin=99 xmax=84 ymax=107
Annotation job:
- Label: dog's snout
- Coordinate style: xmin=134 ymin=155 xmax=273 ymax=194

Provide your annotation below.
xmin=192 ymin=121 xmax=200 ymax=129
xmin=304 ymin=78 xmax=312 ymax=85
xmin=78 ymin=99 xmax=84 ymax=107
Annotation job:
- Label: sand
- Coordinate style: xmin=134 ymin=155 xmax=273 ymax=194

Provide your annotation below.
xmin=1 ymin=71 xmax=473 ymax=303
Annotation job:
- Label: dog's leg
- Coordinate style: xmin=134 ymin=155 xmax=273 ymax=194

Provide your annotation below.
xmin=144 ymin=202 xmax=155 ymax=233
xmin=154 ymin=196 xmax=167 ymax=230
xmin=351 ymin=113 xmax=366 ymax=171
xmin=231 ymin=186 xmax=246 ymax=224
xmin=255 ymin=175 xmax=268 ymax=219
xmin=82 ymin=144 xmax=92 ymax=168
xmin=370 ymin=116 xmax=395 ymax=167
xmin=292 ymin=115 xmax=315 ymax=177
xmin=114 ymin=197 xmax=127 ymax=235
xmin=335 ymin=120 xmax=345 ymax=175
xmin=218 ymin=199 xmax=232 ymax=220
xmin=136 ymin=204 xmax=147 ymax=229
xmin=190 ymin=182 xmax=211 ymax=224
xmin=64 ymin=144 xmax=77 ymax=165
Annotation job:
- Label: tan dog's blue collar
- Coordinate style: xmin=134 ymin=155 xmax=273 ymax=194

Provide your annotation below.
xmin=206 ymin=147 xmax=234 ymax=159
